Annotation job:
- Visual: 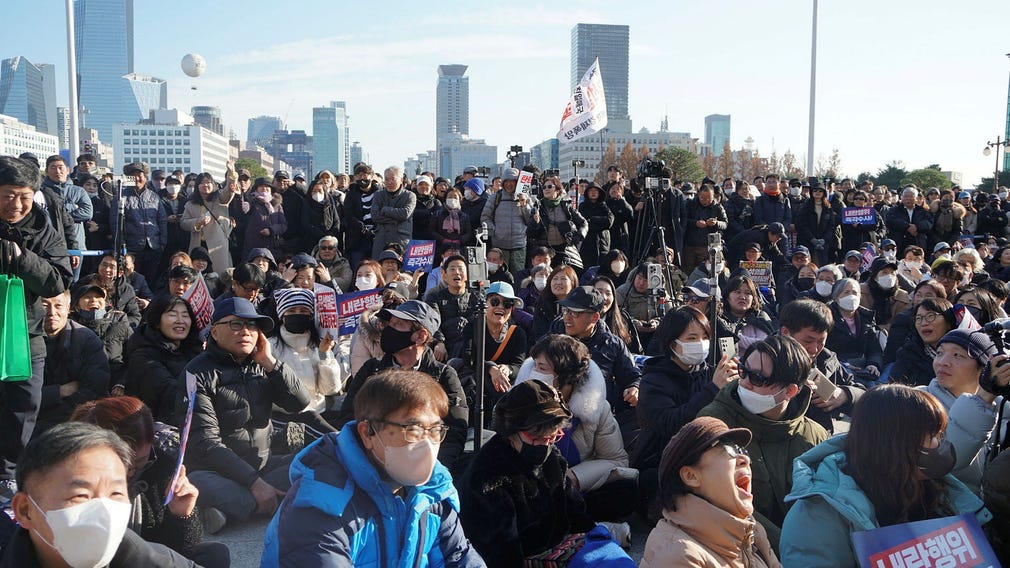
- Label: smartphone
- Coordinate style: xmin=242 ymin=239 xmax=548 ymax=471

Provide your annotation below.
xmin=718 ymin=337 xmax=737 ymax=360
xmin=808 ymin=368 xmax=837 ymax=400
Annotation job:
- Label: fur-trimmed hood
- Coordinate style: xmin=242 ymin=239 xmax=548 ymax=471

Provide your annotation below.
xmin=515 ymin=358 xmax=608 ymax=422
xmin=929 ymin=199 xmax=966 ymax=219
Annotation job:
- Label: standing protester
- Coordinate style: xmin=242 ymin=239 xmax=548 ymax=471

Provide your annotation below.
xmin=345 ymin=163 xmax=380 ymax=268
xmin=41 ymin=155 xmax=91 ymax=262
xmin=370 ymin=166 xmax=416 ymax=259
xmin=238 ymin=177 xmax=286 ymax=261
xmin=410 ymin=174 xmax=442 ymax=242
xmin=160 ymin=176 xmax=190 ymax=257
xmin=113 ymin=162 xmax=167 ymax=282
xmin=0 ymin=156 xmax=72 ymax=499
xmin=578 ymin=183 xmax=614 ymax=270
xmin=481 ymin=168 xmax=538 ymax=274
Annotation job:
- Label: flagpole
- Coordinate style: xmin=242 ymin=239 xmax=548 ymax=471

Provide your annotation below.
xmin=805 ymin=0 xmax=818 ymax=176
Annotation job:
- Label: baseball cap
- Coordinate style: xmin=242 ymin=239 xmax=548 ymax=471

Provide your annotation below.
xmin=290 ymin=253 xmax=318 ymax=269
xmin=558 ymin=286 xmax=605 ymax=313
xmin=880 ymin=239 xmax=897 ymax=249
xmin=237 ymin=168 xmax=252 ymax=180
xmin=71 ymin=284 xmax=107 ymax=306
xmin=486 ymin=281 xmax=523 ymax=309
xmin=933 ymin=242 xmax=951 ymax=254
xmin=384 ymin=281 xmax=410 ymax=301
xmin=379 ymin=300 xmax=441 ymax=335
xmin=274 ymin=170 xmax=291 ymax=180
xmin=791 ymin=245 xmax=810 ymax=258
xmin=768 ymin=222 xmax=786 ymax=237
xmin=845 ymin=250 xmax=862 ymax=260
xmin=684 ymin=279 xmax=712 ymax=299
xmin=212 ymin=297 xmax=274 ymax=332
xmin=415 ymin=175 xmax=433 ymax=187
xmin=463 ymin=166 xmax=478 ymax=175
xmin=377 ymin=250 xmax=402 ymax=265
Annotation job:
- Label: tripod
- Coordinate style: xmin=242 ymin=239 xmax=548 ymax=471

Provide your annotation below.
xmin=632 ymin=183 xmax=677 ymax=300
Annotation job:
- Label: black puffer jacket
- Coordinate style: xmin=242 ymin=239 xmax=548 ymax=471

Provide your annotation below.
xmin=72 ymin=309 xmax=132 ymax=383
xmin=124 ymin=324 xmax=203 ymax=423
xmin=825 ymin=304 xmax=883 ymax=372
xmin=412 ymin=192 xmax=442 ymax=241
xmin=178 ymin=340 xmax=310 ymax=488
xmin=40 ymin=320 xmax=110 ymax=430
xmin=888 ymin=333 xmax=935 ymax=387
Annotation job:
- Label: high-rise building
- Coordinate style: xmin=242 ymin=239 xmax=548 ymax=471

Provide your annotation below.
xmin=75 ymin=0 xmax=131 ymax=141
xmin=0 ymin=114 xmax=60 ymax=158
xmin=123 ymin=73 xmax=167 ymax=123
xmin=191 ymin=106 xmax=224 ymax=136
xmin=247 ymin=115 xmax=282 ymax=148
xmin=0 ymin=57 xmax=57 ymax=135
xmin=530 ymin=139 xmax=559 ymax=171
xmin=114 ymin=109 xmax=229 ymax=179
xmin=56 ymin=107 xmax=71 ymax=151
xmin=437 ymin=133 xmax=497 ymax=180
xmin=570 ymin=24 xmax=631 ymax=133
xmin=350 ymin=141 xmax=368 ymax=168
xmin=271 ymin=129 xmax=312 ymax=177
xmin=436 ymin=64 xmax=469 ymax=176
xmin=312 ymin=101 xmax=348 ymax=175
xmin=704 ymin=114 xmax=731 ymax=157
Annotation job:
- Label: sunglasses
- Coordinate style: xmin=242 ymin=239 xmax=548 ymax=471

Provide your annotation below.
xmin=717 ymin=442 xmax=749 ymax=459
xmin=488 ymin=297 xmax=515 ymax=309
xmin=740 ymin=365 xmax=777 ymax=387
xmin=318 ymin=245 xmax=335 ymax=250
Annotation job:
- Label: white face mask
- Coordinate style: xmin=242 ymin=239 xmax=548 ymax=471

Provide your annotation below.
xmin=356 ymin=276 xmax=376 ymax=290
xmin=464 ymin=189 xmax=477 ymax=201
xmin=905 ymin=260 xmax=922 ymax=270
xmin=446 ymin=198 xmax=460 ymax=210
xmin=28 ymin=495 xmax=131 ymax=568
xmin=527 ymin=369 xmax=556 ymax=384
xmin=674 ymin=339 xmax=710 ymax=367
xmin=837 ymin=295 xmax=860 ymax=312
xmin=533 ymin=276 xmax=548 ymax=291
xmin=486 ymin=261 xmax=500 ymax=273
xmin=312 ymin=192 xmax=325 ymax=203
xmin=876 ymin=274 xmax=897 ymax=290
xmin=790 ymin=186 xmax=801 ymax=196
xmin=374 ymin=433 xmax=439 ymax=487
xmin=883 ymin=250 xmax=896 ymax=261
xmin=1001 ymin=192 xmax=1008 ymax=200
xmin=814 ymin=281 xmax=833 ymax=297
xmin=738 ymin=384 xmax=786 ymax=415
xmin=611 ymin=261 xmax=626 ymax=274
xmin=165 ymin=184 xmax=180 ymax=196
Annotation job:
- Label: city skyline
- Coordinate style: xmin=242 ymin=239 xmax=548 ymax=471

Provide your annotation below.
xmin=4 ymin=0 xmax=1010 ymax=185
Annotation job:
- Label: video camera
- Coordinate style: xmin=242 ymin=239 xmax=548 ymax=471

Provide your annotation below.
xmin=636 ymin=156 xmax=671 ymax=192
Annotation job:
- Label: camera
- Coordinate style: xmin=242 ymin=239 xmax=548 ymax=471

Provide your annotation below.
xmin=571 ymin=160 xmax=585 ymax=168
xmin=645 ymin=263 xmax=665 ymax=295
xmin=636 ymin=157 xmax=666 ymax=180
xmin=464 ymin=224 xmax=490 ymax=289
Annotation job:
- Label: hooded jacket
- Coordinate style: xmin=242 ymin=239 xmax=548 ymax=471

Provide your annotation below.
xmin=260 ymin=425 xmax=484 ymax=568
xmin=697 ymin=382 xmax=829 ymax=546
xmin=780 ymin=436 xmax=992 ymax=568
xmin=641 ymin=493 xmax=781 ymax=568
xmin=929 ymin=199 xmax=966 ymax=246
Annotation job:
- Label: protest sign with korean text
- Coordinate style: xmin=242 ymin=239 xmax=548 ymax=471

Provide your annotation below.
xmin=165 ymin=371 xmax=198 ymax=506
xmin=403 ymin=240 xmax=437 ymax=272
xmin=315 ymin=287 xmax=340 ymax=339
xmin=739 ymin=261 xmax=774 ymax=287
xmin=842 ymin=207 xmax=878 ymax=225
xmin=181 ymin=272 xmax=213 ymax=334
xmin=336 ymin=289 xmax=383 ymax=336
xmin=851 ymin=514 xmax=997 ymax=568
xmin=517 ymin=170 xmax=535 ymax=195
xmin=558 ymin=57 xmax=608 ymax=143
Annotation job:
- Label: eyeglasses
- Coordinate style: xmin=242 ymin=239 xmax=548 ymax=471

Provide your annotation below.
xmin=373 ymin=419 xmax=449 ymax=444
xmin=544 ymin=184 xmax=556 ymax=190
xmin=740 ymin=365 xmax=777 ymax=387
xmin=318 ymin=245 xmax=335 ymax=250
xmin=685 ymin=296 xmax=705 ymax=305
xmin=714 ymin=442 xmax=749 ymax=459
xmin=488 ymin=297 xmax=515 ymax=309
xmin=520 ymin=429 xmax=565 ymax=445
xmin=213 ymin=319 xmax=260 ymax=332
xmin=561 ymin=307 xmax=592 ymax=318
xmin=914 ymin=312 xmax=940 ymax=325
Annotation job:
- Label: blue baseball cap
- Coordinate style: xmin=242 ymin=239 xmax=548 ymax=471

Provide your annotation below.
xmin=212 ymin=297 xmax=274 ymax=332
xmin=486 ymin=281 xmax=523 ymax=309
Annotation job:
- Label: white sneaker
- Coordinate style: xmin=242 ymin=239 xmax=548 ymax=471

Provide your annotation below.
xmin=597 ymin=521 xmax=631 ymax=549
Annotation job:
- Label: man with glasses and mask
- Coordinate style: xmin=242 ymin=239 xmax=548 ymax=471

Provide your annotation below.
xmin=261 ymin=369 xmax=483 ymax=567
xmin=179 ymin=297 xmax=311 ymax=533
xmin=698 ymin=335 xmax=828 ymax=549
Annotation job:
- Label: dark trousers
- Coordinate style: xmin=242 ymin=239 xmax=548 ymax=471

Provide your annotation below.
xmin=131 ymin=247 xmax=163 ymax=284
xmin=0 ymin=348 xmax=43 ymax=483
xmin=349 ymin=238 xmax=375 ymax=270
xmin=583 ymin=478 xmax=640 ymax=522
xmin=184 ymin=541 xmax=230 ymax=568
xmin=189 ymin=454 xmax=293 ymax=521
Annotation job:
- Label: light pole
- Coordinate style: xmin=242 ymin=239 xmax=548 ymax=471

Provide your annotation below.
xmin=805 ymin=0 xmax=818 ymax=176
xmin=65 ymin=0 xmax=80 ymax=158
xmin=983 ymin=137 xmax=1009 ymax=193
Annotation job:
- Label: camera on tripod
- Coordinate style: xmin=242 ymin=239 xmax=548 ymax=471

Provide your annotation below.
xmin=636 ymin=156 xmax=671 ymax=192
xmin=464 ymin=223 xmax=490 ymax=290
xmin=571 ymin=160 xmax=585 ymax=168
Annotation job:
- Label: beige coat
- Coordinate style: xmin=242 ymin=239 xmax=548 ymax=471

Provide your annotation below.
xmin=180 ymin=187 xmax=235 ymax=272
xmin=641 ymin=493 xmax=781 ymax=568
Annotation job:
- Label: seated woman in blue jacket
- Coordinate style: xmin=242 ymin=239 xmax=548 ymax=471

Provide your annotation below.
xmin=780 ymin=385 xmax=992 ymax=567
xmin=261 ymin=368 xmax=484 ymax=567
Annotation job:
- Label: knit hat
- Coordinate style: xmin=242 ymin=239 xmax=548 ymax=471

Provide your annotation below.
xmin=936 ymin=329 xmax=998 ymax=367
xmin=659 ymin=417 xmax=752 ymax=483
xmin=463 ymin=177 xmax=485 ymax=196
xmin=274 ymin=288 xmax=315 ymax=317
xmin=189 ymin=246 xmax=211 ymax=264
xmin=491 ymin=380 xmax=572 ymax=436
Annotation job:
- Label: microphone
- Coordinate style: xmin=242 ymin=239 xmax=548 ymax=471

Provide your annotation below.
xmin=981 ymin=318 xmax=1010 ymax=333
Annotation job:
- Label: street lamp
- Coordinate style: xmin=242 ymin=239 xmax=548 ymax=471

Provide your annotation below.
xmin=983 ymin=137 xmax=1010 ymax=193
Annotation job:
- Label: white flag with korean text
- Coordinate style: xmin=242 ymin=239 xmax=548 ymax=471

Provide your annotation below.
xmin=557 ymin=57 xmax=607 ymax=143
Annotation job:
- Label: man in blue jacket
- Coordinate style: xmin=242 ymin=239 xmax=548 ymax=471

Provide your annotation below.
xmin=261 ymin=368 xmax=485 ymax=567
xmin=112 ymin=162 xmax=167 ymax=283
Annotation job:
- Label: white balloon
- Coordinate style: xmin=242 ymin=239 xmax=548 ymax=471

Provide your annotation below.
xmin=181 ymin=53 xmax=206 ymax=78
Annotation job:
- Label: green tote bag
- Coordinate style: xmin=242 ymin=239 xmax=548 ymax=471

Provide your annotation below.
xmin=0 ymin=275 xmax=31 ymax=381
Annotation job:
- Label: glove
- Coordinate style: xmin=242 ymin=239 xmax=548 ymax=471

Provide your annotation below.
xmin=564 ymin=232 xmax=575 ymax=246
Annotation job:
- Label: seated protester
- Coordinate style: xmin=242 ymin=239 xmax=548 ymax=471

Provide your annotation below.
xmin=71 ymin=398 xmax=230 ymax=568
xmin=651 ymin=245 xmax=690 ymax=299
xmin=717 ymin=273 xmax=776 ymax=354
xmin=930 ymin=259 xmax=964 ymax=298
xmin=285 ymin=252 xmax=341 ymax=292
xmin=460 ymin=380 xmax=596 ymax=566
xmin=214 ymin=262 xmax=267 ymax=311
xmin=955 ymin=247 xmax=989 ymax=286
xmin=530 ymin=265 xmax=578 ymax=341
xmin=179 ymin=298 xmax=311 ymax=532
xmin=580 ymin=249 xmax=630 ymax=288
xmin=897 ymin=244 xmax=929 ymax=283
xmin=269 ymin=289 xmax=341 ymax=434
xmin=187 ymin=247 xmax=223 ymax=298
xmin=38 ymin=291 xmax=109 ymax=435
xmin=798 ymin=264 xmax=842 ymax=304
xmin=616 ymin=262 xmax=665 ymax=348
xmin=457 ymin=282 xmax=528 ymax=426
xmin=779 ymin=299 xmax=865 ymax=433
xmin=685 ymin=253 xmax=730 ymax=295
xmin=918 ymin=330 xmax=1010 ymax=492
xmin=641 ymin=418 xmax=781 ymax=568
xmin=69 ymin=283 xmax=131 ymax=382
xmin=840 ymin=249 xmax=863 ymax=281
xmin=78 ymin=253 xmax=142 ymax=327
xmin=859 ymin=256 xmax=910 ymax=331
xmin=165 ymin=265 xmax=197 ymax=297
xmin=889 ymin=298 xmax=955 ymax=387
xmin=518 ymin=262 xmax=551 ymax=315
xmin=348 ymin=282 xmax=409 ymax=375
xmin=515 ymin=245 xmax=554 ymax=285
xmin=725 ymin=222 xmax=788 ymax=268
xmin=261 ymin=370 xmax=483 ymax=567
xmin=633 ymin=306 xmax=737 ymax=505
xmin=423 ymin=244 xmax=461 ymax=299
xmin=246 ymin=247 xmax=289 ymax=300
xmin=592 ymin=275 xmax=641 ymax=355
xmin=430 ymin=188 xmax=473 ymax=252
xmin=778 ymin=259 xmax=817 ymax=307
xmin=773 ymin=245 xmax=812 ymax=295
xmin=5 ymin=423 xmax=201 ymax=568
xmin=980 ymin=277 xmax=1010 ymax=318
xmin=124 ymin=295 xmax=203 ymax=423
xmin=515 ymin=335 xmax=638 ymax=523
xmin=152 ymin=251 xmax=193 ymax=297
xmin=825 ymin=278 xmax=884 ymax=387
xmin=984 ymin=451 xmax=1010 ymax=566
xmin=377 ymin=249 xmax=418 ymax=299
xmin=953 ymin=284 xmax=1001 ymax=325
xmin=780 ymin=386 xmax=991 ymax=567
xmin=425 ymin=255 xmax=479 ymax=361
xmin=350 ymin=258 xmax=386 ymax=292
xmin=987 ymin=244 xmax=1010 ymax=281
xmin=485 ymin=247 xmax=514 ymax=285
xmin=312 ymin=235 xmax=352 ymax=292
xmin=123 ymin=252 xmax=154 ymax=309
xmin=884 ymin=278 xmax=946 ymax=365
xmin=337 ymin=301 xmax=469 ymax=473
xmin=697 ymin=335 xmax=829 ymax=548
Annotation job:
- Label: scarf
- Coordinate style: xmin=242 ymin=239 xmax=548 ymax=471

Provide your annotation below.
xmin=442 ymin=209 xmax=461 ymax=233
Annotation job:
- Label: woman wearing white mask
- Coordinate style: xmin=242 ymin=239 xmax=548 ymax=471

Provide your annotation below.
xmin=799 ymin=264 xmax=842 ymax=304
xmin=826 ymin=278 xmax=883 ymax=387
xmin=181 ymin=171 xmax=237 ymax=273
xmin=859 ymin=256 xmax=910 ymax=331
xmin=591 ymin=249 xmax=630 ymax=288
xmin=430 ymin=188 xmax=473 ymax=250
xmin=349 ymin=259 xmax=385 ymax=292
xmin=518 ymin=263 xmax=551 ymax=315
xmin=633 ymin=306 xmax=738 ymax=507
xmin=896 ymin=244 xmax=928 ymax=283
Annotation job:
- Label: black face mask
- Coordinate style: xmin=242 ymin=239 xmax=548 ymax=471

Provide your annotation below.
xmin=797 ymin=277 xmax=815 ymax=291
xmin=75 ymin=308 xmax=106 ymax=323
xmin=917 ymin=438 xmax=956 ymax=479
xmin=380 ymin=326 xmax=415 ymax=354
xmin=518 ymin=441 xmax=551 ymax=468
xmin=282 ymin=314 xmax=313 ymax=334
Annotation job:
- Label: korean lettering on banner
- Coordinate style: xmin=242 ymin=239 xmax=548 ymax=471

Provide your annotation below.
xmin=403 ymin=239 xmax=436 ymax=272
xmin=164 ymin=372 xmax=198 ymax=506
xmin=862 ymin=245 xmax=877 ymax=272
xmin=181 ymin=272 xmax=213 ymax=334
xmin=851 ymin=514 xmax=998 ymax=568
xmin=841 ymin=206 xmax=878 ymax=225
xmin=315 ymin=288 xmax=339 ymax=339
xmin=739 ymin=261 xmax=773 ymax=287
xmin=336 ymin=289 xmax=383 ymax=336
xmin=517 ymin=170 xmax=535 ymax=194
xmin=557 ymin=57 xmax=608 ymax=143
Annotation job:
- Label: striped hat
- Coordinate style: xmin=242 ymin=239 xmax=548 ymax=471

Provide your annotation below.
xmin=274 ymin=288 xmax=315 ymax=317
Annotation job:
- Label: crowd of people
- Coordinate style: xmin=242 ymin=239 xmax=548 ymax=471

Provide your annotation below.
xmin=0 ymin=149 xmax=1009 ymax=567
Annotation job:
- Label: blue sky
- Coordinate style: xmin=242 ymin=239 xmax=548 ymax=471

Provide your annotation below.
xmin=5 ymin=0 xmax=1010 ymax=185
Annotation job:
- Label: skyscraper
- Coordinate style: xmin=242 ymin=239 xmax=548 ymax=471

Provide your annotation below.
xmin=570 ymin=24 xmax=631 ymax=133
xmin=75 ymin=0 xmax=131 ymax=141
xmin=0 ymin=57 xmax=57 ymax=135
xmin=436 ymin=65 xmax=469 ymax=175
xmin=192 ymin=106 xmax=224 ymax=136
xmin=123 ymin=73 xmax=167 ymax=122
xmin=704 ymin=114 xmax=731 ymax=157
xmin=312 ymin=101 xmax=348 ymax=174
xmin=247 ymin=115 xmax=282 ymax=148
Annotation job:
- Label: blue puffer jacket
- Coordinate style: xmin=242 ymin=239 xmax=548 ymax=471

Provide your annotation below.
xmin=112 ymin=185 xmax=167 ymax=251
xmin=780 ymin=435 xmax=992 ymax=568
xmin=261 ymin=423 xmax=485 ymax=568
